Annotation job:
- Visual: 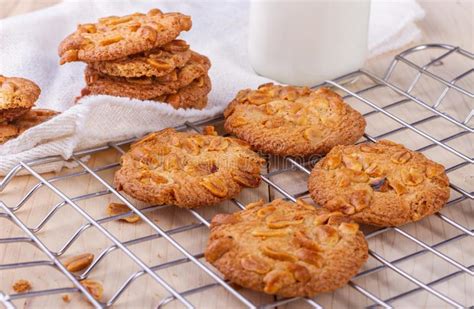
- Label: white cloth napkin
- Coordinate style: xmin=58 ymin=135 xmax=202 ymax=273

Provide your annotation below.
xmin=0 ymin=0 xmax=424 ymax=175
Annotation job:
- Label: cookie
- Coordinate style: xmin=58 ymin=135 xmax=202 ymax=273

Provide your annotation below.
xmin=205 ymin=198 xmax=368 ymax=297
xmin=224 ymin=83 xmax=366 ymax=157
xmin=0 ymin=109 xmax=59 ymax=144
xmin=114 ymin=128 xmax=264 ymax=208
xmin=308 ymin=140 xmax=450 ymax=227
xmin=153 ymin=74 xmax=211 ymax=110
xmin=89 ymin=40 xmax=192 ymax=78
xmin=0 ymin=75 xmax=41 ymax=122
xmin=59 ymin=9 xmax=192 ymax=64
xmin=83 ymin=52 xmax=210 ymax=100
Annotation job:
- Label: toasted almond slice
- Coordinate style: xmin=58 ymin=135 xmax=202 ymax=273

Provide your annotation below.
xmin=391 ymin=150 xmax=412 ymax=164
xmin=99 ymin=35 xmax=123 ymax=46
xmin=107 ymin=203 xmax=141 ymax=223
xmin=146 ymin=58 xmax=172 ymax=70
xmin=246 ymin=199 xmax=265 ymax=209
xmin=261 ymin=246 xmax=297 ymax=262
xmin=80 ymin=279 xmax=103 ymax=301
xmin=200 ymin=176 xmax=228 ymax=197
xmin=339 ymin=222 xmax=360 ymax=234
xmin=263 ymin=270 xmax=295 ymax=294
xmin=241 ymin=255 xmax=271 ymax=274
xmin=251 ymin=229 xmax=288 ymax=237
xmin=64 ymin=253 xmax=94 ymax=272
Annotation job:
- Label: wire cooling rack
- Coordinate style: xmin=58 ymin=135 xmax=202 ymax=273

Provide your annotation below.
xmin=0 ymin=44 xmax=472 ymax=308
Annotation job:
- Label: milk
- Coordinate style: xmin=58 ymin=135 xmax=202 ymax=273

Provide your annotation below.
xmin=248 ymin=0 xmax=371 ymax=86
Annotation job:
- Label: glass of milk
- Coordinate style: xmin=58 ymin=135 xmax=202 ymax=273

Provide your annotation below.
xmin=248 ymin=0 xmax=371 ymax=86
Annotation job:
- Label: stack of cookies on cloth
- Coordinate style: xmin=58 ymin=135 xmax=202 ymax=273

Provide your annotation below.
xmin=0 ymin=75 xmax=58 ymax=144
xmin=58 ymin=8 xmax=211 ymax=110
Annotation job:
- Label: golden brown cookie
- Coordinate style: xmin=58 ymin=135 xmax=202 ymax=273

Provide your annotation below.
xmin=114 ymin=128 xmax=264 ymax=208
xmin=59 ymin=9 xmax=192 ymax=64
xmin=0 ymin=75 xmax=41 ymax=123
xmin=205 ymin=199 xmax=368 ymax=297
xmin=308 ymin=140 xmax=450 ymax=227
xmin=224 ymin=83 xmax=366 ymax=157
xmin=89 ymin=40 xmax=192 ymax=78
xmin=153 ymin=74 xmax=211 ymax=110
xmin=82 ymin=52 xmax=210 ymax=100
xmin=0 ymin=109 xmax=59 ymax=144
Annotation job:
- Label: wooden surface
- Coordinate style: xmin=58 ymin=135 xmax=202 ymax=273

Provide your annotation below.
xmin=1 ymin=1 xmax=472 ymax=308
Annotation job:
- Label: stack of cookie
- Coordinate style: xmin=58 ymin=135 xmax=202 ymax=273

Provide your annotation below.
xmin=0 ymin=75 xmax=58 ymax=144
xmin=58 ymin=8 xmax=211 ymax=110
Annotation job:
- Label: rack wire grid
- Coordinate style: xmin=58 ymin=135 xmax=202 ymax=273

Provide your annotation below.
xmin=0 ymin=43 xmax=472 ymax=309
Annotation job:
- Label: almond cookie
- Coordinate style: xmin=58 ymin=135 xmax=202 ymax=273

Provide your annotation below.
xmin=83 ymin=52 xmax=210 ymax=100
xmin=0 ymin=75 xmax=41 ymax=123
xmin=153 ymin=74 xmax=211 ymax=110
xmin=224 ymin=83 xmax=366 ymax=157
xmin=114 ymin=128 xmax=264 ymax=208
xmin=0 ymin=109 xmax=59 ymax=144
xmin=89 ymin=40 xmax=192 ymax=78
xmin=205 ymin=199 xmax=368 ymax=297
xmin=308 ymin=140 xmax=450 ymax=227
xmin=59 ymin=9 xmax=192 ymax=64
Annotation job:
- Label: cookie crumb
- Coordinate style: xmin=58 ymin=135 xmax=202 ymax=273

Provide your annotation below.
xmin=12 ymin=279 xmax=31 ymax=293
xmin=202 ymin=125 xmax=218 ymax=136
xmin=80 ymin=279 xmax=103 ymax=301
xmin=62 ymin=294 xmax=71 ymax=303
xmin=106 ymin=203 xmax=141 ymax=223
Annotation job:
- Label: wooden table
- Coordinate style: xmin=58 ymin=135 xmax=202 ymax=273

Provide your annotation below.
xmin=1 ymin=1 xmax=472 ymax=308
